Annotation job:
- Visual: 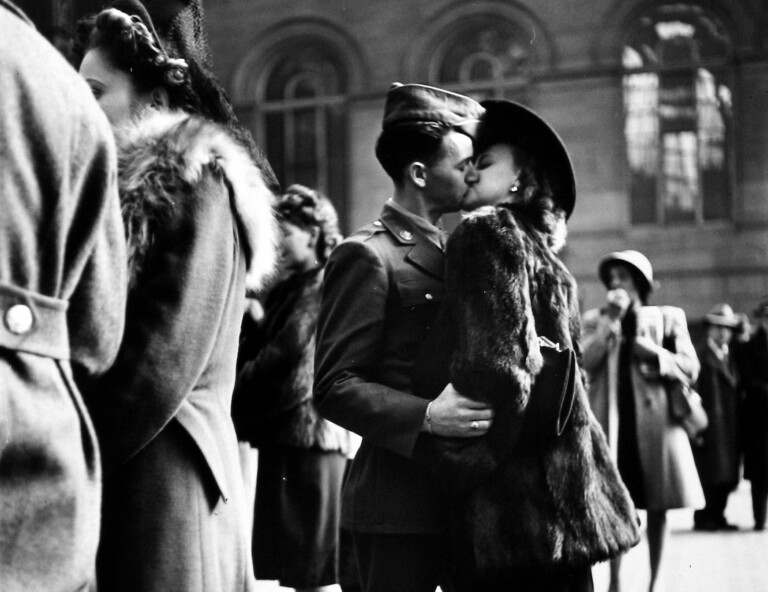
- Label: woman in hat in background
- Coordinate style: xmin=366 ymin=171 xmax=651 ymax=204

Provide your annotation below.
xmin=75 ymin=4 xmax=277 ymax=591
xmin=234 ymin=185 xmax=354 ymax=592
xmin=582 ymin=250 xmax=703 ymax=592
xmin=734 ymin=298 xmax=768 ymax=531
xmin=412 ymin=100 xmax=639 ymax=592
xmin=692 ymin=303 xmax=742 ymax=532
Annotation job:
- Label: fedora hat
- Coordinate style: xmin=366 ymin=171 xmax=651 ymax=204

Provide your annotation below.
xmin=475 ymin=100 xmax=576 ymax=219
xmin=704 ymin=303 xmax=740 ymax=328
xmin=598 ymin=250 xmax=656 ymax=295
xmin=382 ymin=83 xmax=484 ymax=138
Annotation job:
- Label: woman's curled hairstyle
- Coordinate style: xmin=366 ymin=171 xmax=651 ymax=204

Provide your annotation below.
xmin=277 ymin=185 xmax=342 ymax=265
xmin=73 ymin=8 xmax=199 ymax=113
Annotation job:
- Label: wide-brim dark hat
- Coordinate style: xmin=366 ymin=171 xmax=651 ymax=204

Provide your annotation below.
xmin=475 ymin=100 xmax=576 ymax=219
xmin=598 ymin=250 xmax=656 ymax=295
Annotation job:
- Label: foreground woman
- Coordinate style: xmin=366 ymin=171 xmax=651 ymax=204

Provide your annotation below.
xmin=414 ymin=100 xmax=639 ymax=592
xmin=76 ymin=6 xmax=277 ymax=591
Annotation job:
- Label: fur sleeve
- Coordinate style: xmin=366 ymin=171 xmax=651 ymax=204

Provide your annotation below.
xmin=446 ymin=207 xmax=543 ymax=455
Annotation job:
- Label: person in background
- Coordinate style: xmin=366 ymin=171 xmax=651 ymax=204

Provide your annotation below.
xmin=234 ymin=184 xmax=352 ymax=592
xmin=314 ymin=83 xmax=488 ymax=592
xmin=75 ymin=3 xmax=277 ymax=590
xmin=0 ymin=2 xmax=127 ymax=589
xmin=692 ymin=303 xmax=742 ymax=531
xmin=735 ymin=297 xmax=768 ymax=531
xmin=582 ymin=250 xmax=703 ymax=592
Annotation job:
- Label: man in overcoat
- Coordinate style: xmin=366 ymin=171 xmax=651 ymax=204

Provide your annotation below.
xmin=314 ymin=83 xmax=493 ymax=592
xmin=0 ymin=2 xmax=127 ymax=590
xmin=692 ymin=303 xmax=742 ymax=531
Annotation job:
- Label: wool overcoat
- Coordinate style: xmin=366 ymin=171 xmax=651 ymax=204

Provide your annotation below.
xmin=583 ymin=305 xmax=705 ymax=510
xmin=411 ymin=203 xmax=640 ymax=579
xmin=314 ymin=201 xmax=448 ymax=533
xmin=0 ymin=4 xmax=127 ymax=590
xmin=83 ymin=110 xmax=277 ymax=592
xmin=693 ymin=341 xmax=741 ymax=485
xmin=735 ymin=329 xmax=768 ymax=483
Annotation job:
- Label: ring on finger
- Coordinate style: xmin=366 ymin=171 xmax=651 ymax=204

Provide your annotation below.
xmin=470 ymin=420 xmax=479 ymax=431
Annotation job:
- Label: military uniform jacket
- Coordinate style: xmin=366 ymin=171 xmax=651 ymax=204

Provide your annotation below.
xmin=314 ymin=201 xmax=447 ymax=533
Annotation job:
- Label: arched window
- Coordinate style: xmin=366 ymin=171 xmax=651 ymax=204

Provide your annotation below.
xmin=428 ymin=13 xmax=541 ymax=101
xmin=623 ymin=4 xmax=734 ymax=225
xmin=260 ymin=41 xmax=348 ymax=202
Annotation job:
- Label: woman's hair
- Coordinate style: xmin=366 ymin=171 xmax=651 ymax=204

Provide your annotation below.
xmin=501 ymin=144 xmax=568 ymax=252
xmin=73 ymin=8 xmax=200 ymax=113
xmin=276 ymin=185 xmax=342 ymax=265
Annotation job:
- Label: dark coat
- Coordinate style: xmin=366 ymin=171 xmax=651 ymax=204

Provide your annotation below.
xmin=314 ymin=201 xmax=448 ymax=533
xmin=735 ymin=329 xmax=768 ymax=483
xmin=0 ymin=5 xmax=127 ymax=590
xmin=83 ymin=110 xmax=277 ymax=592
xmin=415 ymin=203 xmax=640 ymax=577
xmin=235 ymin=267 xmax=351 ymax=453
xmin=693 ymin=341 xmax=741 ymax=485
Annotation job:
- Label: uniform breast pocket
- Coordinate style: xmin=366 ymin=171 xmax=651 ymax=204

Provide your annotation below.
xmin=395 ymin=273 xmax=444 ymax=308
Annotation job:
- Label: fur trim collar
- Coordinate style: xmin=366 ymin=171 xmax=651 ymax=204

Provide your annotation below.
xmin=116 ymin=109 xmax=277 ymax=292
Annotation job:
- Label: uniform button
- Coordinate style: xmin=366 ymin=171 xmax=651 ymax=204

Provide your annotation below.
xmin=373 ymin=220 xmax=382 ymax=227
xmin=425 ymin=293 xmax=433 ymax=300
xmin=399 ymin=230 xmax=412 ymax=240
xmin=5 ymin=304 xmax=34 ymax=335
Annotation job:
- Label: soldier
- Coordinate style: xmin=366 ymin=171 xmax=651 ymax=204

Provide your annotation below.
xmin=314 ymin=83 xmax=490 ymax=592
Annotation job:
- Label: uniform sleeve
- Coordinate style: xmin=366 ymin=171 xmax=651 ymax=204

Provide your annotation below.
xmin=314 ymin=239 xmax=428 ymax=458
xmin=85 ymin=170 xmax=236 ymax=472
xmin=65 ymin=111 xmax=127 ymax=385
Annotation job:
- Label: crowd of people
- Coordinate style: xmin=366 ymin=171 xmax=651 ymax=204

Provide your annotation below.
xmin=2 ymin=1 xmax=768 ymax=592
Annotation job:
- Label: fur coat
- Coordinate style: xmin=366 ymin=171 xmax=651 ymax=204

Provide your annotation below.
xmin=84 ymin=109 xmax=277 ymax=592
xmin=416 ymin=202 xmax=640 ymax=578
xmin=234 ymin=267 xmax=351 ymax=453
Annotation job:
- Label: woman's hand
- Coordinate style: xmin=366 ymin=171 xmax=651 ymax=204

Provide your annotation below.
xmin=425 ymin=383 xmax=495 ymax=437
xmin=633 ymin=335 xmax=659 ymax=363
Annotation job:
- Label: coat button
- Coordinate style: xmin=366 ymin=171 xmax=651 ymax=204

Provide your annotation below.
xmin=425 ymin=293 xmax=433 ymax=300
xmin=399 ymin=230 xmax=412 ymax=240
xmin=5 ymin=304 xmax=34 ymax=335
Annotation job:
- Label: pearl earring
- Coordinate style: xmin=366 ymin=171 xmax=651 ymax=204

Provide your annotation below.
xmin=509 ymin=184 xmax=519 ymax=193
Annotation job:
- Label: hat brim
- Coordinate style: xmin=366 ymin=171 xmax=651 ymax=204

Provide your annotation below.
xmin=704 ymin=314 xmax=740 ymax=328
xmin=476 ymin=100 xmax=576 ymax=219
xmin=598 ymin=253 xmax=655 ymax=294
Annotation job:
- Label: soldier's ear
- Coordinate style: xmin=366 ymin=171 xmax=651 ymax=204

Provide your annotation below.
xmin=408 ymin=162 xmax=427 ymax=188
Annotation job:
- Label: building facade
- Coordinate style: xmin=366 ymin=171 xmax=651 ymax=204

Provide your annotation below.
xmin=27 ymin=0 xmax=768 ymax=323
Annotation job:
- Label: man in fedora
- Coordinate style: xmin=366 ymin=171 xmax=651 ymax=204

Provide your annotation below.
xmin=692 ymin=303 xmax=742 ymax=531
xmin=314 ymin=83 xmax=493 ymax=592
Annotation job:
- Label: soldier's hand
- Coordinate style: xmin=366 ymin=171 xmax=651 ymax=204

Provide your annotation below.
xmin=425 ymin=383 xmax=494 ymax=438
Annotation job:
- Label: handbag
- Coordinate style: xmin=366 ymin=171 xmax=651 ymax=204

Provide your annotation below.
xmin=667 ymin=378 xmax=708 ymax=439
xmin=520 ymin=336 xmax=577 ymax=444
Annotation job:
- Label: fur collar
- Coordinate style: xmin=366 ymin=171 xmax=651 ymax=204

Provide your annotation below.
xmin=115 ymin=109 xmax=277 ymax=292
